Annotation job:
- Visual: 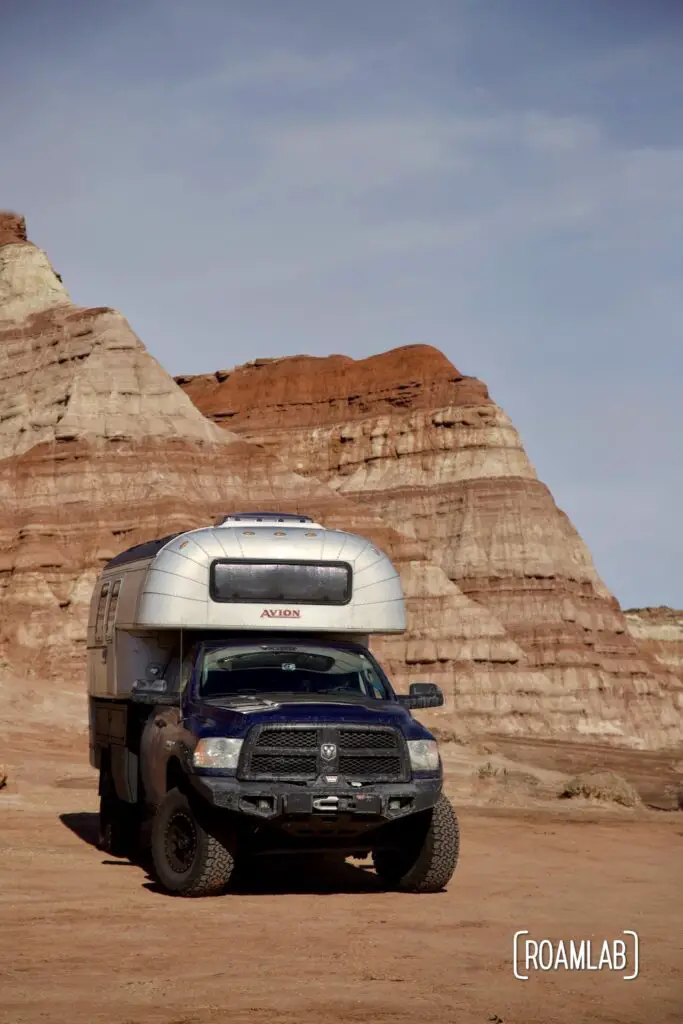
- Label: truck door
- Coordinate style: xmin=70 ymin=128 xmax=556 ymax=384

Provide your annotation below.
xmin=139 ymin=642 xmax=198 ymax=809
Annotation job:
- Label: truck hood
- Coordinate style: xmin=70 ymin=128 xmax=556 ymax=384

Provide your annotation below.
xmin=186 ymin=693 xmax=433 ymax=741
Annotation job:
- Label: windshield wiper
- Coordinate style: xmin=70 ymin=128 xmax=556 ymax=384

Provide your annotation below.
xmin=204 ymin=689 xmax=262 ymax=699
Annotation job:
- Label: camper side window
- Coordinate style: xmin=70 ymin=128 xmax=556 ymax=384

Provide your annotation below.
xmin=104 ymin=580 xmax=121 ymax=641
xmin=94 ymin=583 xmax=110 ymax=643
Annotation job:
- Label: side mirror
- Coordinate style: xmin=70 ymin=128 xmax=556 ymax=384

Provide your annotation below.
xmin=398 ymin=682 xmax=444 ymax=710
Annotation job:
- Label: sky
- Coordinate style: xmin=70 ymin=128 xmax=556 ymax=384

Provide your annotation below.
xmin=1 ymin=0 xmax=682 ymax=608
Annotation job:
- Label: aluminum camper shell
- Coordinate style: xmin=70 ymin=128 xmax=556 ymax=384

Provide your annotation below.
xmin=87 ymin=515 xmax=406 ymax=700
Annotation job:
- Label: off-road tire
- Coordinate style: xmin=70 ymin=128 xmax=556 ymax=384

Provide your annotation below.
xmin=372 ymin=794 xmax=460 ymax=893
xmin=151 ymin=787 xmax=234 ymax=897
xmin=98 ymin=773 xmax=139 ymax=859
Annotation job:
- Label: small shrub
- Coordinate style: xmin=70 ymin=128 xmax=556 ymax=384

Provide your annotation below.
xmin=430 ymin=725 xmax=464 ymax=745
xmin=559 ymin=769 xmax=640 ymax=808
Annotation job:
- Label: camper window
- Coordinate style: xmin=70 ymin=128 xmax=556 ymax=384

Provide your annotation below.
xmin=94 ymin=582 xmax=110 ymax=643
xmin=209 ymin=560 xmax=352 ymax=605
xmin=104 ymin=580 xmax=121 ymax=641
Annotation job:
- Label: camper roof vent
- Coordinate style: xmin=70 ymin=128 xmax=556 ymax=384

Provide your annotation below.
xmin=216 ymin=511 xmax=320 ymax=527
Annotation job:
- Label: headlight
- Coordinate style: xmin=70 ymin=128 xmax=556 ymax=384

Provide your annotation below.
xmin=407 ymin=739 xmax=440 ymax=771
xmin=192 ymin=737 xmax=243 ymax=770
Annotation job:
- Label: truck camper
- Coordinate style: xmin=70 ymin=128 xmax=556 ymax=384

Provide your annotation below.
xmin=88 ymin=512 xmax=460 ymax=896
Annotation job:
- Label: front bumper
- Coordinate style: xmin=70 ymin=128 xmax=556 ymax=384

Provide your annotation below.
xmin=189 ymin=772 xmax=441 ymax=826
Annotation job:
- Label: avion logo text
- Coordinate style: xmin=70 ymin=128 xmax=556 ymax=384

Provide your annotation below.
xmin=260 ymin=608 xmax=301 ymax=619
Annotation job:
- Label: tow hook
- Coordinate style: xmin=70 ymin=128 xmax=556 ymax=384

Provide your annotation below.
xmin=312 ymin=795 xmax=340 ymax=812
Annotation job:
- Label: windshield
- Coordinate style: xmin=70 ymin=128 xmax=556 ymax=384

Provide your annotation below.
xmin=198 ymin=642 xmax=393 ymax=700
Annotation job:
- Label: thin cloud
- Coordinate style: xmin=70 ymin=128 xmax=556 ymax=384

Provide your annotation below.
xmin=0 ymin=0 xmax=681 ymax=606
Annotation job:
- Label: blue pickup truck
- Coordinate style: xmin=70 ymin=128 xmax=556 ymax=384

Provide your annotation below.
xmin=88 ymin=513 xmax=460 ymax=896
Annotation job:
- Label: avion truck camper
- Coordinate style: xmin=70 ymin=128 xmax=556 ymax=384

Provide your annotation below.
xmin=88 ymin=512 xmax=460 ymax=896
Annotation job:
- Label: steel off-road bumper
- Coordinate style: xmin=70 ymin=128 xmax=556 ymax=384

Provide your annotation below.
xmin=189 ymin=773 xmax=442 ymax=827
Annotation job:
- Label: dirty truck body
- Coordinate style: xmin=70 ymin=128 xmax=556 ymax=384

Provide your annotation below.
xmin=87 ymin=512 xmax=460 ymax=896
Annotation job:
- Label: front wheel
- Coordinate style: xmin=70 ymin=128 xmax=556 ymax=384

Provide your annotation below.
xmin=150 ymin=787 xmax=235 ymax=897
xmin=372 ymin=794 xmax=460 ymax=893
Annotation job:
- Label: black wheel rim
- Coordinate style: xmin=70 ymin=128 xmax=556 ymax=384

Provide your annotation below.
xmin=164 ymin=810 xmax=198 ymax=874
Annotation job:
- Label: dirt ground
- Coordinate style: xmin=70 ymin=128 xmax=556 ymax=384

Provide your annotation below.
xmin=1 ymin=736 xmax=682 ymax=1024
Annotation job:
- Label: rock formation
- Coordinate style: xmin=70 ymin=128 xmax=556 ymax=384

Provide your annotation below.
xmin=0 ymin=214 xmax=441 ymax=728
xmin=624 ymin=607 xmax=683 ymax=679
xmin=178 ymin=352 xmax=683 ymax=748
xmin=1 ymin=211 xmax=680 ymax=748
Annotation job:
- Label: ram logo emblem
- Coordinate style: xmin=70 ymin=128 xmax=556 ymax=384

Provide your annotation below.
xmin=320 ymin=743 xmax=337 ymax=762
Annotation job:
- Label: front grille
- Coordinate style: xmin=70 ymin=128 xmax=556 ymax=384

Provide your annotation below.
xmin=338 ymin=728 xmax=399 ymax=751
xmin=339 ymin=754 xmax=403 ymax=779
xmin=240 ymin=725 xmax=319 ymax=781
xmin=257 ymin=728 xmax=318 ymax=749
xmin=250 ymin=754 xmax=318 ymax=776
xmin=238 ymin=724 xmax=408 ymax=783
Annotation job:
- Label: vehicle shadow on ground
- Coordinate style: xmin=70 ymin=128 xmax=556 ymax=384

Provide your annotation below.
xmin=142 ymin=858 xmax=386 ymax=897
xmin=60 ymin=811 xmax=101 ymax=848
xmin=59 ymin=811 xmax=140 ymax=868
xmin=59 ymin=812 xmax=386 ymax=894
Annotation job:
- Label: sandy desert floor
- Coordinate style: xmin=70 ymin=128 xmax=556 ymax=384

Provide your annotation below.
xmin=1 ymin=735 xmax=682 ymax=1024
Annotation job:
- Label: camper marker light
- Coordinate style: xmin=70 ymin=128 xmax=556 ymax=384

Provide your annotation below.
xmin=193 ymin=737 xmax=243 ymax=769
xmin=407 ymin=739 xmax=440 ymax=771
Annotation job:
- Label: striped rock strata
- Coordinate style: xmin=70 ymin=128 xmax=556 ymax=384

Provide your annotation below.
xmin=0 ymin=214 xmax=421 ymax=721
xmin=624 ymin=607 xmax=683 ymax=680
xmin=0 ymin=213 xmax=531 ymax=745
xmin=177 ymin=353 xmax=683 ymax=748
xmin=1 ymin=212 xmax=680 ymax=747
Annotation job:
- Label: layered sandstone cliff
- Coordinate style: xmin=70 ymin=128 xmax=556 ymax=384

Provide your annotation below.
xmin=1 ymin=212 xmax=680 ymax=748
xmin=624 ymin=607 xmax=683 ymax=679
xmin=178 ymin=353 xmax=683 ymax=748
xmin=0 ymin=215 xmax=423 ymax=710
xmin=3 ymin=214 xmax=522 ymax=745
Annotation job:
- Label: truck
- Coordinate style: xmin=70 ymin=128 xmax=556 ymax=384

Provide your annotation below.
xmin=87 ymin=511 xmax=460 ymax=897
